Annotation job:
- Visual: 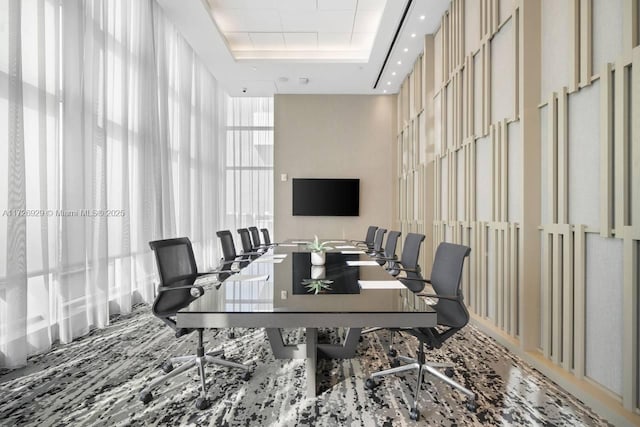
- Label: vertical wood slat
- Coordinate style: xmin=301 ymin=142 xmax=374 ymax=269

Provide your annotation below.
xmin=547 ymin=92 xmax=558 ymax=224
xmin=614 ymin=58 xmax=630 ymax=231
xmin=621 ymin=228 xmax=638 ymax=410
xmin=623 ymin=0 xmax=639 ymax=52
xmin=500 ymin=120 xmax=508 ymax=222
xmin=569 ymin=0 xmax=580 ymax=91
xmin=491 ymin=124 xmax=498 ymax=221
xmin=600 ymin=63 xmax=614 ymax=237
xmin=580 ymin=0 xmax=593 ymax=86
xmin=470 ymin=138 xmax=477 ymax=222
xmin=467 ymin=54 xmax=475 ymax=138
xmin=480 ymin=222 xmax=487 ymax=317
xmin=557 ymin=88 xmax=569 ymax=224
xmin=513 ymin=7 xmax=520 ymax=120
xmin=551 ymin=233 xmax=563 ymax=365
xmin=633 ymin=47 xmax=640 ymax=229
xmin=574 ymin=224 xmax=586 ymax=379
xmin=509 ymin=223 xmax=518 ymax=337
xmin=498 ymin=227 xmax=505 ymax=330
xmin=542 ymin=231 xmax=552 ymax=359
xmin=483 ymin=42 xmax=491 ymax=135
xmin=562 ymin=227 xmax=574 ymax=371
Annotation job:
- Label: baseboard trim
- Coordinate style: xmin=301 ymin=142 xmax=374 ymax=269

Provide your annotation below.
xmin=470 ymin=314 xmax=640 ymax=427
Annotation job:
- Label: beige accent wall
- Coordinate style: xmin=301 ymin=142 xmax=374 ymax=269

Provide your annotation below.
xmin=274 ymin=94 xmax=396 ymax=241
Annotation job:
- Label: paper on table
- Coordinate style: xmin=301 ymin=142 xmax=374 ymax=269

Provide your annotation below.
xmin=335 ymin=245 xmax=357 ymax=249
xmin=346 ymin=260 xmax=381 ymax=266
xmin=226 ymin=274 xmax=270 ymax=282
xmin=259 ymin=254 xmax=288 ymax=260
xmin=341 ymin=250 xmax=366 ymax=254
xmin=358 ymin=280 xmax=406 ymax=290
xmin=254 ymin=258 xmax=285 ymax=264
xmin=278 ymin=244 xmax=298 ymax=247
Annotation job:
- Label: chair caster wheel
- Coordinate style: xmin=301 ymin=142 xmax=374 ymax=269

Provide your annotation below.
xmin=409 ymin=407 xmax=420 ymax=421
xmin=195 ymin=397 xmax=211 ymax=410
xmin=387 ymin=348 xmax=397 ymax=358
xmin=228 ymin=331 xmax=235 ymax=339
xmin=219 ymin=354 xmax=226 ymax=360
xmin=390 ymin=359 xmax=401 ymax=368
xmin=242 ymin=371 xmax=252 ymax=381
xmin=466 ymin=400 xmax=477 ymax=412
xmin=365 ymin=378 xmax=377 ymax=389
xmin=444 ymin=367 xmax=454 ymax=377
xmin=161 ymin=361 xmax=174 ymax=373
xmin=139 ymin=391 xmax=153 ymax=404
xmin=359 ymin=336 xmax=363 ymax=342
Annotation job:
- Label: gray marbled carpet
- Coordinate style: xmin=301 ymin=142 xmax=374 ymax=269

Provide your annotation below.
xmin=0 ymin=305 xmax=610 ymax=426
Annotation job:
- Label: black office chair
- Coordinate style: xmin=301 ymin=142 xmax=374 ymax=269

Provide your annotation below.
xmin=381 ymin=233 xmax=426 ymax=292
xmin=352 ymin=225 xmax=378 ymax=249
xmin=367 ymin=228 xmax=387 ymax=255
xmin=216 ymin=230 xmax=258 ymax=268
xmin=140 ymin=237 xmax=251 ymax=410
xmin=373 ymin=230 xmax=401 ymax=266
xmin=362 ymin=233 xmax=424 ymax=342
xmin=260 ymin=228 xmax=276 ymax=246
xmin=248 ymin=226 xmax=269 ymax=250
xmin=237 ymin=228 xmax=264 ymax=256
xmin=365 ymin=242 xmax=475 ymax=421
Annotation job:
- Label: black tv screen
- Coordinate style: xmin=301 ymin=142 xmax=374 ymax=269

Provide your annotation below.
xmin=292 ymin=178 xmax=359 ymax=216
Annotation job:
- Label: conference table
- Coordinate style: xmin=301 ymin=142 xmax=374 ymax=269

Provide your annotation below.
xmin=176 ymin=239 xmax=437 ymax=397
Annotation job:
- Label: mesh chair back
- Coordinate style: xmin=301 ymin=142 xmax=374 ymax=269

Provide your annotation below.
xmin=365 ymin=226 xmax=378 ymax=246
xmin=248 ymin=226 xmax=261 ymax=248
xmin=261 ymin=228 xmax=271 ymax=245
xmin=216 ymin=230 xmax=238 ymax=261
xmin=149 ymin=238 xmax=198 ymax=318
xmin=397 ymin=233 xmax=426 ymax=292
xmin=237 ymin=228 xmax=253 ymax=253
xmin=430 ymin=242 xmax=471 ymax=328
xmin=384 ymin=231 xmax=401 ymax=258
xmin=373 ymin=228 xmax=387 ymax=252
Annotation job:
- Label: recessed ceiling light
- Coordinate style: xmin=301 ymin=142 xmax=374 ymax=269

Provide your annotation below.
xmin=383 ymin=90 xmax=387 ymax=93
xmin=397 ymin=60 xmax=402 ymax=65
xmin=420 ymin=15 xmax=425 ymax=20
xmin=403 ymin=48 xmax=408 ymax=52
xmin=411 ymin=33 xmax=416 ymax=38
xmin=392 ymin=72 xmax=396 ymax=76
xmin=387 ymin=81 xmax=392 ymax=85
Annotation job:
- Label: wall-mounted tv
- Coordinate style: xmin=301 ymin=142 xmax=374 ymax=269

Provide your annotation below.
xmin=292 ymin=178 xmax=359 ymax=216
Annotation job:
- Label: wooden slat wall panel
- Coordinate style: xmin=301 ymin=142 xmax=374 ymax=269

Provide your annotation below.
xmin=392 ymin=0 xmax=640 ymax=421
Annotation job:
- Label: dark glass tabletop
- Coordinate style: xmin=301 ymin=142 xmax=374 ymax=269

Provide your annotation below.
xmin=178 ymin=240 xmax=435 ymax=319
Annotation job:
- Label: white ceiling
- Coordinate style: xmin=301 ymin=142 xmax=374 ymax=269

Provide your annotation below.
xmin=207 ymin=0 xmax=386 ymax=61
xmin=156 ymin=0 xmax=451 ymax=96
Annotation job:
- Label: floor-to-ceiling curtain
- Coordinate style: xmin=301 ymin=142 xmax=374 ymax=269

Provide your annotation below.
xmin=0 ymin=0 xmax=223 ymax=368
xmin=222 ymin=97 xmax=274 ymax=234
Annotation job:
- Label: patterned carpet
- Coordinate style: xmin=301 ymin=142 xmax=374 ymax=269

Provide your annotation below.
xmin=0 ymin=305 xmax=610 ymax=426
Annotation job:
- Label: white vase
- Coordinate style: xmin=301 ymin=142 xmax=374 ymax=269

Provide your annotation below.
xmin=311 ymin=265 xmax=326 ymax=279
xmin=311 ymin=251 xmax=326 ymax=266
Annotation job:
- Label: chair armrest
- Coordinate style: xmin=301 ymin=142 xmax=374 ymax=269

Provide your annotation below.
xmin=400 ymin=277 xmax=431 ymax=283
xmin=241 ymin=251 xmax=262 ymax=256
xmin=396 ymin=267 xmax=420 ymax=273
xmin=157 ymin=284 xmax=205 ymax=297
xmin=416 ymin=293 xmax=459 ymax=301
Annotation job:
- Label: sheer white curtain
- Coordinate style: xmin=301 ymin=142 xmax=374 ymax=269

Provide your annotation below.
xmin=0 ymin=0 xmax=223 ymax=368
xmin=222 ymin=97 xmax=274 ymax=234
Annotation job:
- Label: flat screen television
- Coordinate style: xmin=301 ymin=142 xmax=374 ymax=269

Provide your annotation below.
xmin=292 ymin=178 xmax=359 ymax=216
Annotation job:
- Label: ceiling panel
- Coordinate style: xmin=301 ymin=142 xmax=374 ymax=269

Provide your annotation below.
xmin=351 ymin=32 xmax=375 ymax=50
xmin=317 ymin=32 xmax=351 ymax=50
xmin=226 ymin=32 xmax=253 ymax=50
xmin=279 ymin=11 xmax=317 ymax=32
xmin=213 ymin=9 xmax=281 ymax=32
xmin=353 ymin=9 xmax=383 ymax=33
xmin=357 ymin=0 xmax=387 ymax=11
xmin=249 ymin=33 xmax=286 ymax=50
xmin=315 ymin=10 xmax=356 ymax=32
xmin=283 ymin=32 xmax=318 ymax=50
xmin=317 ymin=0 xmax=357 ymax=10
xmin=276 ymin=0 xmax=316 ymax=11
